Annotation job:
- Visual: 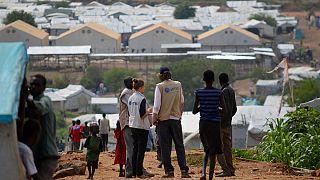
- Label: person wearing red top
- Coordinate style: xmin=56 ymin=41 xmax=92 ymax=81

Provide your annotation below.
xmin=114 ymin=121 xmax=126 ymax=177
xmin=71 ymin=119 xmax=83 ymax=151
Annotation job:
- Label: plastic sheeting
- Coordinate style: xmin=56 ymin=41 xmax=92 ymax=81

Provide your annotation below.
xmin=0 ymin=42 xmax=28 ymax=123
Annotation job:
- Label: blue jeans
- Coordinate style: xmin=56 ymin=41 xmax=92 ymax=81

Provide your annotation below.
xmin=157 ymin=120 xmax=189 ymax=173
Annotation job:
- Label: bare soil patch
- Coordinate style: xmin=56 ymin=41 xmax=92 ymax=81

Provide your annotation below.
xmin=58 ymin=151 xmax=317 ymax=180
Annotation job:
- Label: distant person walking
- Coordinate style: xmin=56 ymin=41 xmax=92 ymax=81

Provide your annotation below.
xmin=216 ymin=73 xmax=237 ymax=177
xmin=119 ymin=76 xmax=134 ymax=178
xmin=84 ymin=123 xmax=102 ymax=180
xmin=152 ymin=67 xmax=191 ymax=178
xmin=128 ymin=79 xmax=153 ymax=178
xmin=114 ymin=121 xmax=126 ymax=177
xmin=192 ymin=70 xmax=226 ymax=180
xmin=27 ymin=74 xmax=59 ymax=180
xmin=71 ymin=119 xmax=83 ymax=151
xmin=100 ymin=113 xmax=111 ymax=152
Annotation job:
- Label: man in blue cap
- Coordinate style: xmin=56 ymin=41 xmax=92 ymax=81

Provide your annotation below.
xmin=152 ymin=67 xmax=191 ymax=178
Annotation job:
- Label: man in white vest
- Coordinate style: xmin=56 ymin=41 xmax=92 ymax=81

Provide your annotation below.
xmin=152 ymin=67 xmax=191 ymax=178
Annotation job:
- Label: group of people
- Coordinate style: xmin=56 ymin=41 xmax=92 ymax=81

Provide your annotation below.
xmin=16 ymin=66 xmax=237 ymax=180
xmin=69 ymin=114 xmax=111 ymax=152
xmin=115 ymin=66 xmax=237 ymax=180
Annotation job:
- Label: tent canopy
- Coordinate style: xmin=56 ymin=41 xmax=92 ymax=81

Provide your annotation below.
xmin=0 ymin=42 xmax=28 ymax=123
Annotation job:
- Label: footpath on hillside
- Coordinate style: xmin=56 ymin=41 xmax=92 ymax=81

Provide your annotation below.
xmin=55 ymin=151 xmax=319 ymax=180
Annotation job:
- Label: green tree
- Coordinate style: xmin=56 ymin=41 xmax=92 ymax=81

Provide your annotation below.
xmin=173 ymin=2 xmax=195 ymax=19
xmin=3 ymin=10 xmax=36 ymax=27
xmin=249 ymin=13 xmax=277 ymax=27
xmin=54 ymin=1 xmax=69 ymax=8
xmin=102 ymin=68 xmax=137 ymax=96
xmin=162 ymin=58 xmax=235 ymax=110
xmin=287 ymin=79 xmax=320 ymax=106
xmin=51 ymin=75 xmax=69 ymax=89
xmin=80 ymin=65 xmax=103 ymax=89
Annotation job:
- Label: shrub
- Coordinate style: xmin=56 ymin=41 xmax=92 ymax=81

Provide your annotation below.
xmin=257 ymin=107 xmax=320 ymax=169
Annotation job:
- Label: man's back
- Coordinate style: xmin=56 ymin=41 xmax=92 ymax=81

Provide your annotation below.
xmin=157 ymin=80 xmax=182 ymax=121
xmin=221 ymin=85 xmax=237 ymax=128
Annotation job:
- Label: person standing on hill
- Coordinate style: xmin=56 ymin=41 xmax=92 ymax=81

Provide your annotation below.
xmin=152 ymin=67 xmax=191 ymax=178
xmin=128 ymin=79 xmax=153 ymax=178
xmin=27 ymin=74 xmax=59 ymax=180
xmin=99 ymin=113 xmax=111 ymax=152
xmin=119 ymin=77 xmax=134 ymax=178
xmin=114 ymin=121 xmax=126 ymax=177
xmin=192 ymin=70 xmax=226 ymax=180
xmin=84 ymin=123 xmax=102 ymax=180
xmin=216 ymin=73 xmax=237 ymax=177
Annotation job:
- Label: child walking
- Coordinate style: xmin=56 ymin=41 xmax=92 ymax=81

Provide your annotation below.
xmin=84 ymin=123 xmax=102 ymax=180
xmin=128 ymin=79 xmax=153 ymax=178
xmin=114 ymin=121 xmax=126 ymax=177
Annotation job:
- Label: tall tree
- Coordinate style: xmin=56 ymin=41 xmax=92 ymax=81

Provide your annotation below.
xmin=3 ymin=10 xmax=36 ymax=27
xmin=249 ymin=13 xmax=277 ymax=27
xmin=102 ymin=68 xmax=137 ymax=96
xmin=174 ymin=2 xmax=195 ymax=19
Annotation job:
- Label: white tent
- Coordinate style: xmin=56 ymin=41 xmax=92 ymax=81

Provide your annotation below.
xmin=55 ymin=85 xmax=96 ymax=112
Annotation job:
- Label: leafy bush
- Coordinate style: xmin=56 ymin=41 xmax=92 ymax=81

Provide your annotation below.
xmin=287 ymin=79 xmax=320 ymax=106
xmin=249 ymin=13 xmax=277 ymax=27
xmin=80 ymin=65 xmax=103 ymax=89
xmin=257 ymin=107 xmax=320 ymax=169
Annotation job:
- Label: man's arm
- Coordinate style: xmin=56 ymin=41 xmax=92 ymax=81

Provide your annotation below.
xmin=180 ymin=86 xmax=184 ymax=115
xmin=192 ymin=93 xmax=200 ymax=115
xmin=152 ymin=86 xmax=161 ymax=125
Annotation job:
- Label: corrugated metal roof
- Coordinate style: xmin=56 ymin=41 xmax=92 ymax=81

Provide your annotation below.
xmin=91 ymin=97 xmax=118 ymax=104
xmin=129 ymin=22 xmax=192 ymax=41
xmin=27 ymin=45 xmax=91 ymax=55
xmin=55 ymin=85 xmax=96 ymax=99
xmin=0 ymin=20 xmax=48 ymax=39
xmin=207 ymin=55 xmax=256 ymax=60
xmin=256 ymin=79 xmax=279 ymax=86
xmin=198 ymin=24 xmax=260 ymax=42
xmin=161 ymin=43 xmax=201 ymax=49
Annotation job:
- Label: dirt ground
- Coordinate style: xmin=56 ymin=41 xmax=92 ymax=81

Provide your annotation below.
xmin=282 ymin=11 xmax=320 ymax=61
xmin=59 ymin=151 xmax=318 ymax=180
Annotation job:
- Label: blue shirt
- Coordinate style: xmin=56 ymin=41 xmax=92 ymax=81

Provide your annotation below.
xmin=195 ymin=87 xmax=222 ymax=122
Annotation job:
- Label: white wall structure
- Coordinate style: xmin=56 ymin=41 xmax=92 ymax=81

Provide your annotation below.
xmin=198 ymin=24 xmax=261 ymax=52
xmin=55 ymin=23 xmax=121 ymax=53
xmin=91 ymin=97 xmax=118 ymax=114
xmin=129 ymin=23 xmax=192 ymax=53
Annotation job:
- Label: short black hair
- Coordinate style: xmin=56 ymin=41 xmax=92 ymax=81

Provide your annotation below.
xmin=72 ymin=120 xmax=76 ymax=125
xmin=124 ymin=76 xmax=133 ymax=88
xmin=22 ymin=120 xmax=41 ymax=142
xmin=76 ymin=119 xmax=81 ymax=124
xmin=219 ymin=73 xmax=229 ymax=84
xmin=203 ymin=70 xmax=214 ymax=83
xmin=102 ymin=113 xmax=106 ymax=118
xmin=33 ymin=74 xmax=47 ymax=87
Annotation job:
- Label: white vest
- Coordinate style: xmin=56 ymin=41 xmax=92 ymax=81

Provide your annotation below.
xmin=128 ymin=92 xmax=151 ymax=130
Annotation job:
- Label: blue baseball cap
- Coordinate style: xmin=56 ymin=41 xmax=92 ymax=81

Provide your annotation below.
xmin=160 ymin=67 xmax=170 ymax=74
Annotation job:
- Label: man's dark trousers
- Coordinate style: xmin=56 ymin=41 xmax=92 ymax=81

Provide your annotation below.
xmin=157 ymin=119 xmax=188 ymax=174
